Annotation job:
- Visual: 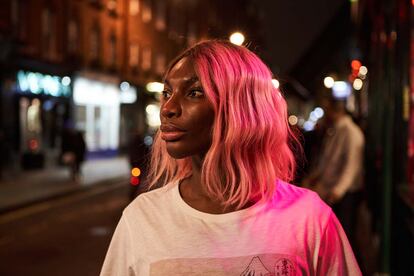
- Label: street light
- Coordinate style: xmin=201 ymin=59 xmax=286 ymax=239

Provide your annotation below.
xmin=271 ymin=78 xmax=280 ymax=89
xmin=324 ymin=76 xmax=335 ymax=88
xmin=229 ymin=32 xmax=245 ymax=45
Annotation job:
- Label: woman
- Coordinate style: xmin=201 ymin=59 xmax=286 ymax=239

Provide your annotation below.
xmin=101 ymin=40 xmax=361 ymax=275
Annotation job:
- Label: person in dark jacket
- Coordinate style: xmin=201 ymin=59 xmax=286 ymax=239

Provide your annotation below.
xmin=61 ymin=125 xmax=86 ymax=182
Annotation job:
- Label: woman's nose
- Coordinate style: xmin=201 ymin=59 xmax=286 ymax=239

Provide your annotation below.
xmin=161 ymin=96 xmax=181 ymax=118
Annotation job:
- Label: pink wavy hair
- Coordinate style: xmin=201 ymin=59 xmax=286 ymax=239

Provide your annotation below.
xmin=147 ymin=40 xmax=298 ymax=209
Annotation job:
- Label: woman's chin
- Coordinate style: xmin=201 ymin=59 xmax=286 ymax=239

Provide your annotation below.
xmin=166 ymin=145 xmax=190 ymax=159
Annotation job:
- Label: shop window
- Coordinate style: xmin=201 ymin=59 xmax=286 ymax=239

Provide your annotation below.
xmin=155 ymin=0 xmax=166 ymax=31
xmin=90 ymin=23 xmax=101 ymax=62
xmin=129 ymin=0 xmax=140 ymax=16
xmin=155 ymin=53 xmax=166 ymax=75
xmin=142 ymin=0 xmax=152 ymax=23
xmin=41 ymin=8 xmax=52 ymax=55
xmin=109 ymin=32 xmax=117 ymax=67
xmin=107 ymin=0 xmax=117 ymax=11
xmin=141 ymin=47 xmax=151 ymax=71
xmin=107 ymin=0 xmax=117 ymax=16
xmin=68 ymin=19 xmax=79 ymax=54
xmin=129 ymin=43 xmax=139 ymax=67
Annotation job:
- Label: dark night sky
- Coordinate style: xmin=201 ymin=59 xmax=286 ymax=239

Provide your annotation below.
xmin=256 ymin=0 xmax=346 ymax=74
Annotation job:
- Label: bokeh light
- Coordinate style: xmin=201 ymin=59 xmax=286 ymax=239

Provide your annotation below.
xmin=288 ymin=115 xmax=298 ymax=126
xmin=353 ymin=78 xmax=363 ymax=90
xmin=131 ymin=167 xmax=141 ymax=177
xmin=324 ymin=76 xmax=335 ymax=88
xmin=229 ymin=32 xmax=245 ymax=45
xmin=271 ymin=78 xmax=280 ymax=89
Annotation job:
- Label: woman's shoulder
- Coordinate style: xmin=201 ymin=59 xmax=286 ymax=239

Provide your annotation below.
xmin=123 ymin=184 xmax=176 ymax=217
xmin=273 ymin=180 xmax=331 ymax=214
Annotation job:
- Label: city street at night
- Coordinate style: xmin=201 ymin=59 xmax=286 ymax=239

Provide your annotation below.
xmin=1 ymin=0 xmax=413 ymax=274
xmin=0 ymin=179 xmax=130 ymax=276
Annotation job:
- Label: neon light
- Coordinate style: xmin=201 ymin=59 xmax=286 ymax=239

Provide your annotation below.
xmin=16 ymin=70 xmax=71 ymax=97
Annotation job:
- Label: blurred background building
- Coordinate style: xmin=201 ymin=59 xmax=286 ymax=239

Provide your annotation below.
xmin=0 ymin=0 xmax=413 ymax=275
xmin=0 ymin=0 xmax=261 ymax=169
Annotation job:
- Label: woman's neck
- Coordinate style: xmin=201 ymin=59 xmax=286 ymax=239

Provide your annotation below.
xmin=178 ymin=155 xmax=221 ymax=213
xmin=179 ymin=155 xmax=254 ymax=214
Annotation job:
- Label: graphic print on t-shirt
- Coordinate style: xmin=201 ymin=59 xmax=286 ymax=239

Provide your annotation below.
xmin=150 ymin=253 xmax=296 ymax=275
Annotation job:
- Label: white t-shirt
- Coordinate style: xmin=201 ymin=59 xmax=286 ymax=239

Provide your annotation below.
xmin=100 ymin=180 xmax=361 ymax=275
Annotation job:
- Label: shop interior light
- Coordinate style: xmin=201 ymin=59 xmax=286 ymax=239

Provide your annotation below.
xmin=73 ymin=78 xmax=120 ymax=105
xmin=120 ymin=81 xmax=130 ymax=91
xmin=146 ymin=104 xmax=161 ymax=127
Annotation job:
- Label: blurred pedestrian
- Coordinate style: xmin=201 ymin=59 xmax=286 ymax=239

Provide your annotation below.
xmin=303 ymin=95 xmax=365 ymax=252
xmin=61 ymin=122 xmax=86 ymax=182
xmin=101 ymin=40 xmax=361 ymax=275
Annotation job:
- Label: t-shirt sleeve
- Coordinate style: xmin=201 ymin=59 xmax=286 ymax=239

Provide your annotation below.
xmin=316 ymin=211 xmax=362 ymax=276
xmin=100 ymin=214 xmax=136 ymax=276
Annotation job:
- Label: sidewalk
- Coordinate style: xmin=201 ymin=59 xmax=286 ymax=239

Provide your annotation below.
xmin=0 ymin=156 xmax=130 ymax=213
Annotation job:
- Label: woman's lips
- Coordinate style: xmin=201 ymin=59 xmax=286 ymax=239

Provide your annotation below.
xmin=160 ymin=131 xmax=185 ymax=141
xmin=160 ymin=125 xmax=186 ymax=141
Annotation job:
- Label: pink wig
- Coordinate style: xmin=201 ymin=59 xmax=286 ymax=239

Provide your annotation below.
xmin=148 ymin=40 xmax=298 ymax=209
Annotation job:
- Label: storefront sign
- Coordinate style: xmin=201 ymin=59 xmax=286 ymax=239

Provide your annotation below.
xmin=16 ymin=70 xmax=71 ymax=97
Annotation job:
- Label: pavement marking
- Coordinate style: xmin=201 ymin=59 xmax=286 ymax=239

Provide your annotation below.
xmin=0 ymin=179 xmax=128 ymax=225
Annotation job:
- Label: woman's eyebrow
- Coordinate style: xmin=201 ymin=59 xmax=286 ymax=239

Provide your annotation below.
xmin=184 ymin=76 xmax=200 ymax=86
xmin=164 ymin=76 xmax=199 ymax=87
xmin=163 ymin=79 xmax=171 ymax=87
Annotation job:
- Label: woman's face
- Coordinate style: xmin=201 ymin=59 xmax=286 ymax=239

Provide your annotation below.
xmin=160 ymin=57 xmax=215 ymax=159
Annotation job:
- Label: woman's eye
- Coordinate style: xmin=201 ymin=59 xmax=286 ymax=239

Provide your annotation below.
xmin=188 ymin=89 xmax=204 ymax=97
xmin=162 ymin=90 xmax=171 ymax=99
